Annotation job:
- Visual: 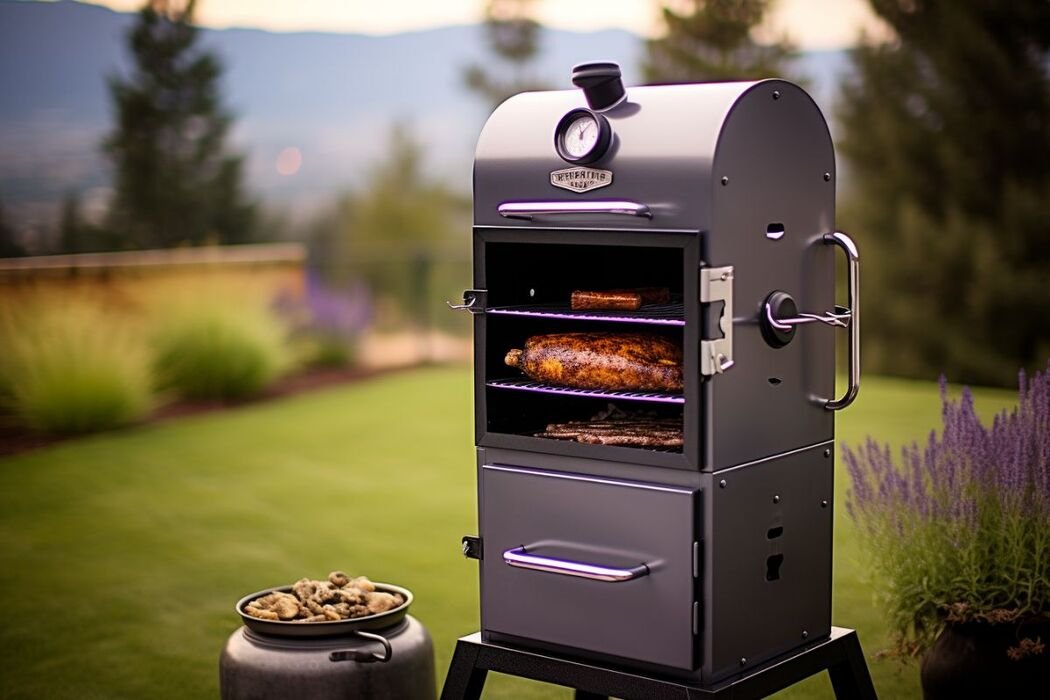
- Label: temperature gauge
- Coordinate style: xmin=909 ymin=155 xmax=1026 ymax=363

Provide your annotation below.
xmin=554 ymin=108 xmax=612 ymax=164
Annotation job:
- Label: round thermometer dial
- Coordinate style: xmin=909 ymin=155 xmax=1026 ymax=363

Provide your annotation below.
xmin=554 ymin=108 xmax=611 ymax=164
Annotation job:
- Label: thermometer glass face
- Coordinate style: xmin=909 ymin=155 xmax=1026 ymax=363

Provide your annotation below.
xmin=562 ymin=114 xmax=600 ymax=159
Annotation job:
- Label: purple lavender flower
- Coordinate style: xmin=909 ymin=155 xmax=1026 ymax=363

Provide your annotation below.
xmin=844 ymin=360 xmax=1050 ymax=652
xmin=273 ymin=272 xmax=372 ymax=341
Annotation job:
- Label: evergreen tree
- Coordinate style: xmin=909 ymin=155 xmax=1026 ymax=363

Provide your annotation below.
xmin=643 ymin=0 xmax=796 ymax=83
xmin=104 ymin=0 xmax=255 ymax=249
xmin=57 ymin=192 xmax=87 ymax=254
xmin=0 ymin=201 xmax=25 ymax=258
xmin=838 ymin=0 xmax=1050 ymax=386
xmin=463 ymin=0 xmax=551 ymax=109
xmin=57 ymin=192 xmax=123 ymax=254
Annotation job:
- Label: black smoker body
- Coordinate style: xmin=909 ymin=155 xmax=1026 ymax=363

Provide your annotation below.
xmin=458 ymin=64 xmax=860 ymax=685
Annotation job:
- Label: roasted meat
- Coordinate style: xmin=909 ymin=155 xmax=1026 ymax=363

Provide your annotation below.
xmin=538 ymin=418 xmax=683 ymax=447
xmin=571 ymin=287 xmax=671 ymax=311
xmin=504 ymin=332 xmax=683 ymax=392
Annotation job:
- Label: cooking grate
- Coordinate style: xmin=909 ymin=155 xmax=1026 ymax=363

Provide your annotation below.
xmin=487 ymin=299 xmax=685 ymax=326
xmin=487 ymin=378 xmax=685 ymax=404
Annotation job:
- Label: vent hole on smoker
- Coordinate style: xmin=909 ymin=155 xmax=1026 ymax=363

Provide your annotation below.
xmin=766 ymin=554 xmax=784 ymax=581
xmin=768 ymin=377 xmax=782 ymax=386
xmin=766 ymin=223 xmax=786 ymax=240
xmin=767 ymin=526 xmax=784 ymax=540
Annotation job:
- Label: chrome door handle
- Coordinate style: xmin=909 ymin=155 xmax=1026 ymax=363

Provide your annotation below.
xmin=760 ymin=232 xmax=860 ymax=409
xmin=503 ymin=546 xmax=649 ymax=582
xmin=498 ymin=201 xmax=652 ymax=220
xmin=823 ymin=231 xmax=860 ymax=410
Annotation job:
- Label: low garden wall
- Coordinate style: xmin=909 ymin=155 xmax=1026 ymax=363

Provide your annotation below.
xmin=0 ymin=243 xmax=306 ymax=311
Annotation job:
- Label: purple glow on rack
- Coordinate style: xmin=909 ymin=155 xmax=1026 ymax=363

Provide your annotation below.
xmin=487 ymin=379 xmax=685 ymax=404
xmin=485 ymin=300 xmax=685 ymax=326
xmin=488 ymin=308 xmax=685 ymax=326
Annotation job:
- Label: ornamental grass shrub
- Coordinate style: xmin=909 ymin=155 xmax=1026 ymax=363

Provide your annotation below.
xmin=0 ymin=304 xmax=152 ymax=434
xmin=152 ymin=305 xmax=290 ymax=401
xmin=845 ymin=363 xmax=1050 ymax=656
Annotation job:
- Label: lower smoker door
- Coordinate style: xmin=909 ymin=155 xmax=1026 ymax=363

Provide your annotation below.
xmin=480 ymin=464 xmax=698 ymax=670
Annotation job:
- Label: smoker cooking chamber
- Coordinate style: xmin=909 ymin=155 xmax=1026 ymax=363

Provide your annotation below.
xmin=460 ymin=68 xmax=859 ymax=684
xmin=476 ymin=233 xmax=694 ymax=467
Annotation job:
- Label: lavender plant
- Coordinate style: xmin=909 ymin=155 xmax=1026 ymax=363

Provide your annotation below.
xmin=273 ymin=274 xmax=371 ymax=368
xmin=845 ymin=362 xmax=1050 ymax=656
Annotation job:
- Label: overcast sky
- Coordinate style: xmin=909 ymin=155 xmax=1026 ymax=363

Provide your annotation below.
xmin=81 ymin=0 xmax=892 ymax=50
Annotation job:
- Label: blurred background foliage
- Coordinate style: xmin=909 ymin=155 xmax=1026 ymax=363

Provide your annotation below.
xmin=837 ymin=0 xmax=1050 ymax=387
xmin=306 ymin=122 xmax=470 ymax=336
xmin=104 ymin=0 xmax=256 ymax=249
xmin=462 ymin=0 xmax=553 ymax=109
xmin=0 ymin=270 xmax=299 ymax=434
xmin=643 ymin=0 xmax=798 ymax=83
xmin=0 ymin=0 xmax=1047 ymax=431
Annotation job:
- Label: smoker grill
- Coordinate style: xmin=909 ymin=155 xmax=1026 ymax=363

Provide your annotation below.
xmin=454 ymin=62 xmax=860 ymax=684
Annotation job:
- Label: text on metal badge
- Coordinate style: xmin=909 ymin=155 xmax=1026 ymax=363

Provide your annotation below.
xmin=550 ymin=167 xmax=613 ymax=193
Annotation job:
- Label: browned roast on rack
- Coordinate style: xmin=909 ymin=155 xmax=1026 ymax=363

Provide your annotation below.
xmin=570 ymin=287 xmax=671 ymax=311
xmin=504 ymin=332 xmax=683 ymax=392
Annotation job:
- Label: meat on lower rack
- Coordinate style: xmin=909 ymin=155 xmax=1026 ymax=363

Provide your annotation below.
xmin=538 ymin=418 xmax=683 ymax=447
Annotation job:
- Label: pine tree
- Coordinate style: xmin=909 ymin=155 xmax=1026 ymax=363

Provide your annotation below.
xmin=0 ymin=201 xmax=25 ymax=258
xmin=104 ymin=0 xmax=255 ymax=249
xmin=57 ymin=192 xmax=123 ymax=255
xmin=57 ymin=192 xmax=87 ymax=254
xmin=463 ymin=0 xmax=551 ymax=109
xmin=838 ymin=0 xmax=1050 ymax=386
xmin=643 ymin=0 xmax=796 ymax=83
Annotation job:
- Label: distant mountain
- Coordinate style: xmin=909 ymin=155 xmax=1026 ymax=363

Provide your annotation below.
xmin=0 ymin=0 xmax=851 ymax=235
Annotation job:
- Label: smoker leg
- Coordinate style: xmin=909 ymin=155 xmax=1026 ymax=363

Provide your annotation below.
xmin=826 ymin=631 xmax=878 ymax=700
xmin=440 ymin=638 xmax=488 ymax=700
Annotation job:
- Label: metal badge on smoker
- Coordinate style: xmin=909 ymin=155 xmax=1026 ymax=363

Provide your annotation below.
xmin=549 ymin=167 xmax=613 ymax=193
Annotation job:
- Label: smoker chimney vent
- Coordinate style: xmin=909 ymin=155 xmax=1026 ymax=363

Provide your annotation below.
xmin=571 ymin=61 xmax=626 ymax=111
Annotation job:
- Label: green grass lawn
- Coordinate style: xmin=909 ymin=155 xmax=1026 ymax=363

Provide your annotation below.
xmin=0 ymin=366 xmax=1018 ymax=699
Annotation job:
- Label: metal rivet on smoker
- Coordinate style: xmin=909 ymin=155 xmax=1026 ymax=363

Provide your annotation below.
xmin=802 ymin=630 xmax=809 ymax=640
xmin=719 ymin=479 xmax=727 ymax=489
xmin=720 ymin=176 xmax=729 ymax=186
xmin=821 ymin=500 xmax=829 ymax=508
xmin=824 ymin=448 xmax=831 ymax=458
xmin=740 ymin=657 xmax=748 ymax=666
xmin=823 ymin=172 xmax=831 ymax=181
xmin=772 ymin=90 xmax=781 ymax=100
xmin=720 ymin=271 xmax=729 ymax=281
xmin=773 ymin=495 xmax=780 ymax=504
xmin=529 ymin=288 xmax=536 ymax=297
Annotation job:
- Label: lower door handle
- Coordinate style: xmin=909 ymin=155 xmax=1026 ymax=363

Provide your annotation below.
xmin=503 ymin=546 xmax=649 ymax=582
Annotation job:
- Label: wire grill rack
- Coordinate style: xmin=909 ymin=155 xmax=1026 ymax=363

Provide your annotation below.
xmin=487 ymin=378 xmax=685 ymax=404
xmin=486 ymin=300 xmax=685 ymax=326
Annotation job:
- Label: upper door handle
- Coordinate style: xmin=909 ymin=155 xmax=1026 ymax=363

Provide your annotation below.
xmin=498 ymin=201 xmax=651 ymax=220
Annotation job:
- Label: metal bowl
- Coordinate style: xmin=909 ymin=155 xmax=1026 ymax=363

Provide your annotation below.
xmin=236 ymin=582 xmax=413 ymax=638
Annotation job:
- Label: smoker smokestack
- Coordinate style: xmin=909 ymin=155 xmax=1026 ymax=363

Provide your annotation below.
xmin=571 ymin=61 xmax=626 ymax=112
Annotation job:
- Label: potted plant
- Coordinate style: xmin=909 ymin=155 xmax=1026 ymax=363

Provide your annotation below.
xmin=844 ymin=363 xmax=1049 ymax=699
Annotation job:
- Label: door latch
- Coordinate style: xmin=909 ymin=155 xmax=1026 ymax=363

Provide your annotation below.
xmin=447 ymin=289 xmax=487 ymax=314
xmin=700 ymin=266 xmax=734 ymax=375
xmin=462 ymin=535 xmax=483 ymax=560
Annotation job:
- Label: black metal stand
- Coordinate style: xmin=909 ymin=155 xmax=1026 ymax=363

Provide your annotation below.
xmin=440 ymin=627 xmax=877 ymax=699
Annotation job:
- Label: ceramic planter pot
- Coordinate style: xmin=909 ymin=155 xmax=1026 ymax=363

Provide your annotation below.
xmin=921 ymin=618 xmax=1050 ymax=700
